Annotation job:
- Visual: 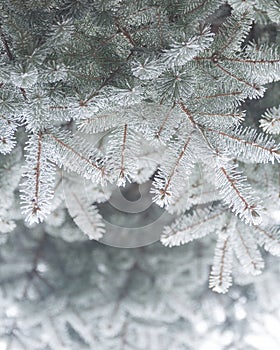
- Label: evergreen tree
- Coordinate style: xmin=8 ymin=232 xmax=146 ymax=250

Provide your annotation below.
xmin=0 ymin=0 xmax=280 ymax=348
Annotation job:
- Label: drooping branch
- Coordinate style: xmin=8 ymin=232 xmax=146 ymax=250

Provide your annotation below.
xmin=232 ymin=226 xmax=264 ymax=275
xmin=214 ymin=160 xmax=263 ymax=225
xmin=20 ymin=133 xmax=56 ymax=224
xmin=161 ymin=207 xmax=225 ymax=247
xmin=209 ymin=232 xmax=233 ymax=293
xmin=33 ymin=132 xmax=43 ymax=214
xmin=46 ymin=130 xmax=108 ymax=184
xmin=152 ymin=134 xmax=194 ymax=207
xmin=65 ymin=189 xmax=105 ymax=240
xmin=119 ymin=123 xmax=128 ymax=184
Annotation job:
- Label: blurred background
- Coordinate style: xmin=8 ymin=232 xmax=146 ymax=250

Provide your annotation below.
xmin=1 ymin=221 xmax=280 ymax=350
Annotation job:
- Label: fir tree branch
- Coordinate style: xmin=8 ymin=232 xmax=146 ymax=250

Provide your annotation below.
xmin=82 ymin=52 xmax=133 ymax=106
xmin=0 ymin=115 xmax=17 ymax=154
xmin=209 ymin=232 xmax=233 ymax=293
xmin=218 ymin=165 xmax=261 ymax=224
xmin=48 ymin=134 xmax=101 ymax=171
xmin=179 ymin=102 xmax=196 ymax=125
xmin=155 ymin=105 xmax=174 ymax=139
xmin=34 ymin=132 xmax=43 ymax=213
xmin=65 ymin=190 xmax=105 ymax=240
xmin=233 ymin=225 xmax=264 ymax=275
xmin=206 ymin=126 xmax=280 ymax=163
xmin=184 ymin=0 xmax=212 ymax=16
xmin=19 ymin=87 xmax=28 ymax=101
xmin=119 ymin=123 xmax=128 ymax=184
xmin=156 ymin=8 xmax=164 ymax=47
xmin=253 ymin=224 xmax=280 ymax=256
xmin=162 ymin=137 xmax=192 ymax=195
xmin=114 ymin=19 xmax=137 ymax=47
xmin=214 ymin=61 xmax=261 ymax=92
xmin=220 ymin=55 xmax=280 ymax=64
xmin=46 ymin=131 xmax=107 ymax=183
xmin=20 ymin=132 xmax=56 ymax=224
xmin=0 ymin=25 xmax=14 ymax=61
xmin=198 ymin=111 xmax=244 ymax=118
xmin=192 ymin=91 xmax=243 ymax=100
xmin=260 ymin=106 xmax=280 ymax=135
xmin=217 ymin=11 xmax=252 ymax=53
xmin=212 ymin=158 xmax=263 ymax=225
xmin=152 ymin=133 xmax=195 ymax=207
xmin=107 ymin=124 xmax=140 ymax=186
xmin=194 ymin=54 xmax=280 ymax=64
xmin=161 ymin=207 xmax=225 ymax=247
